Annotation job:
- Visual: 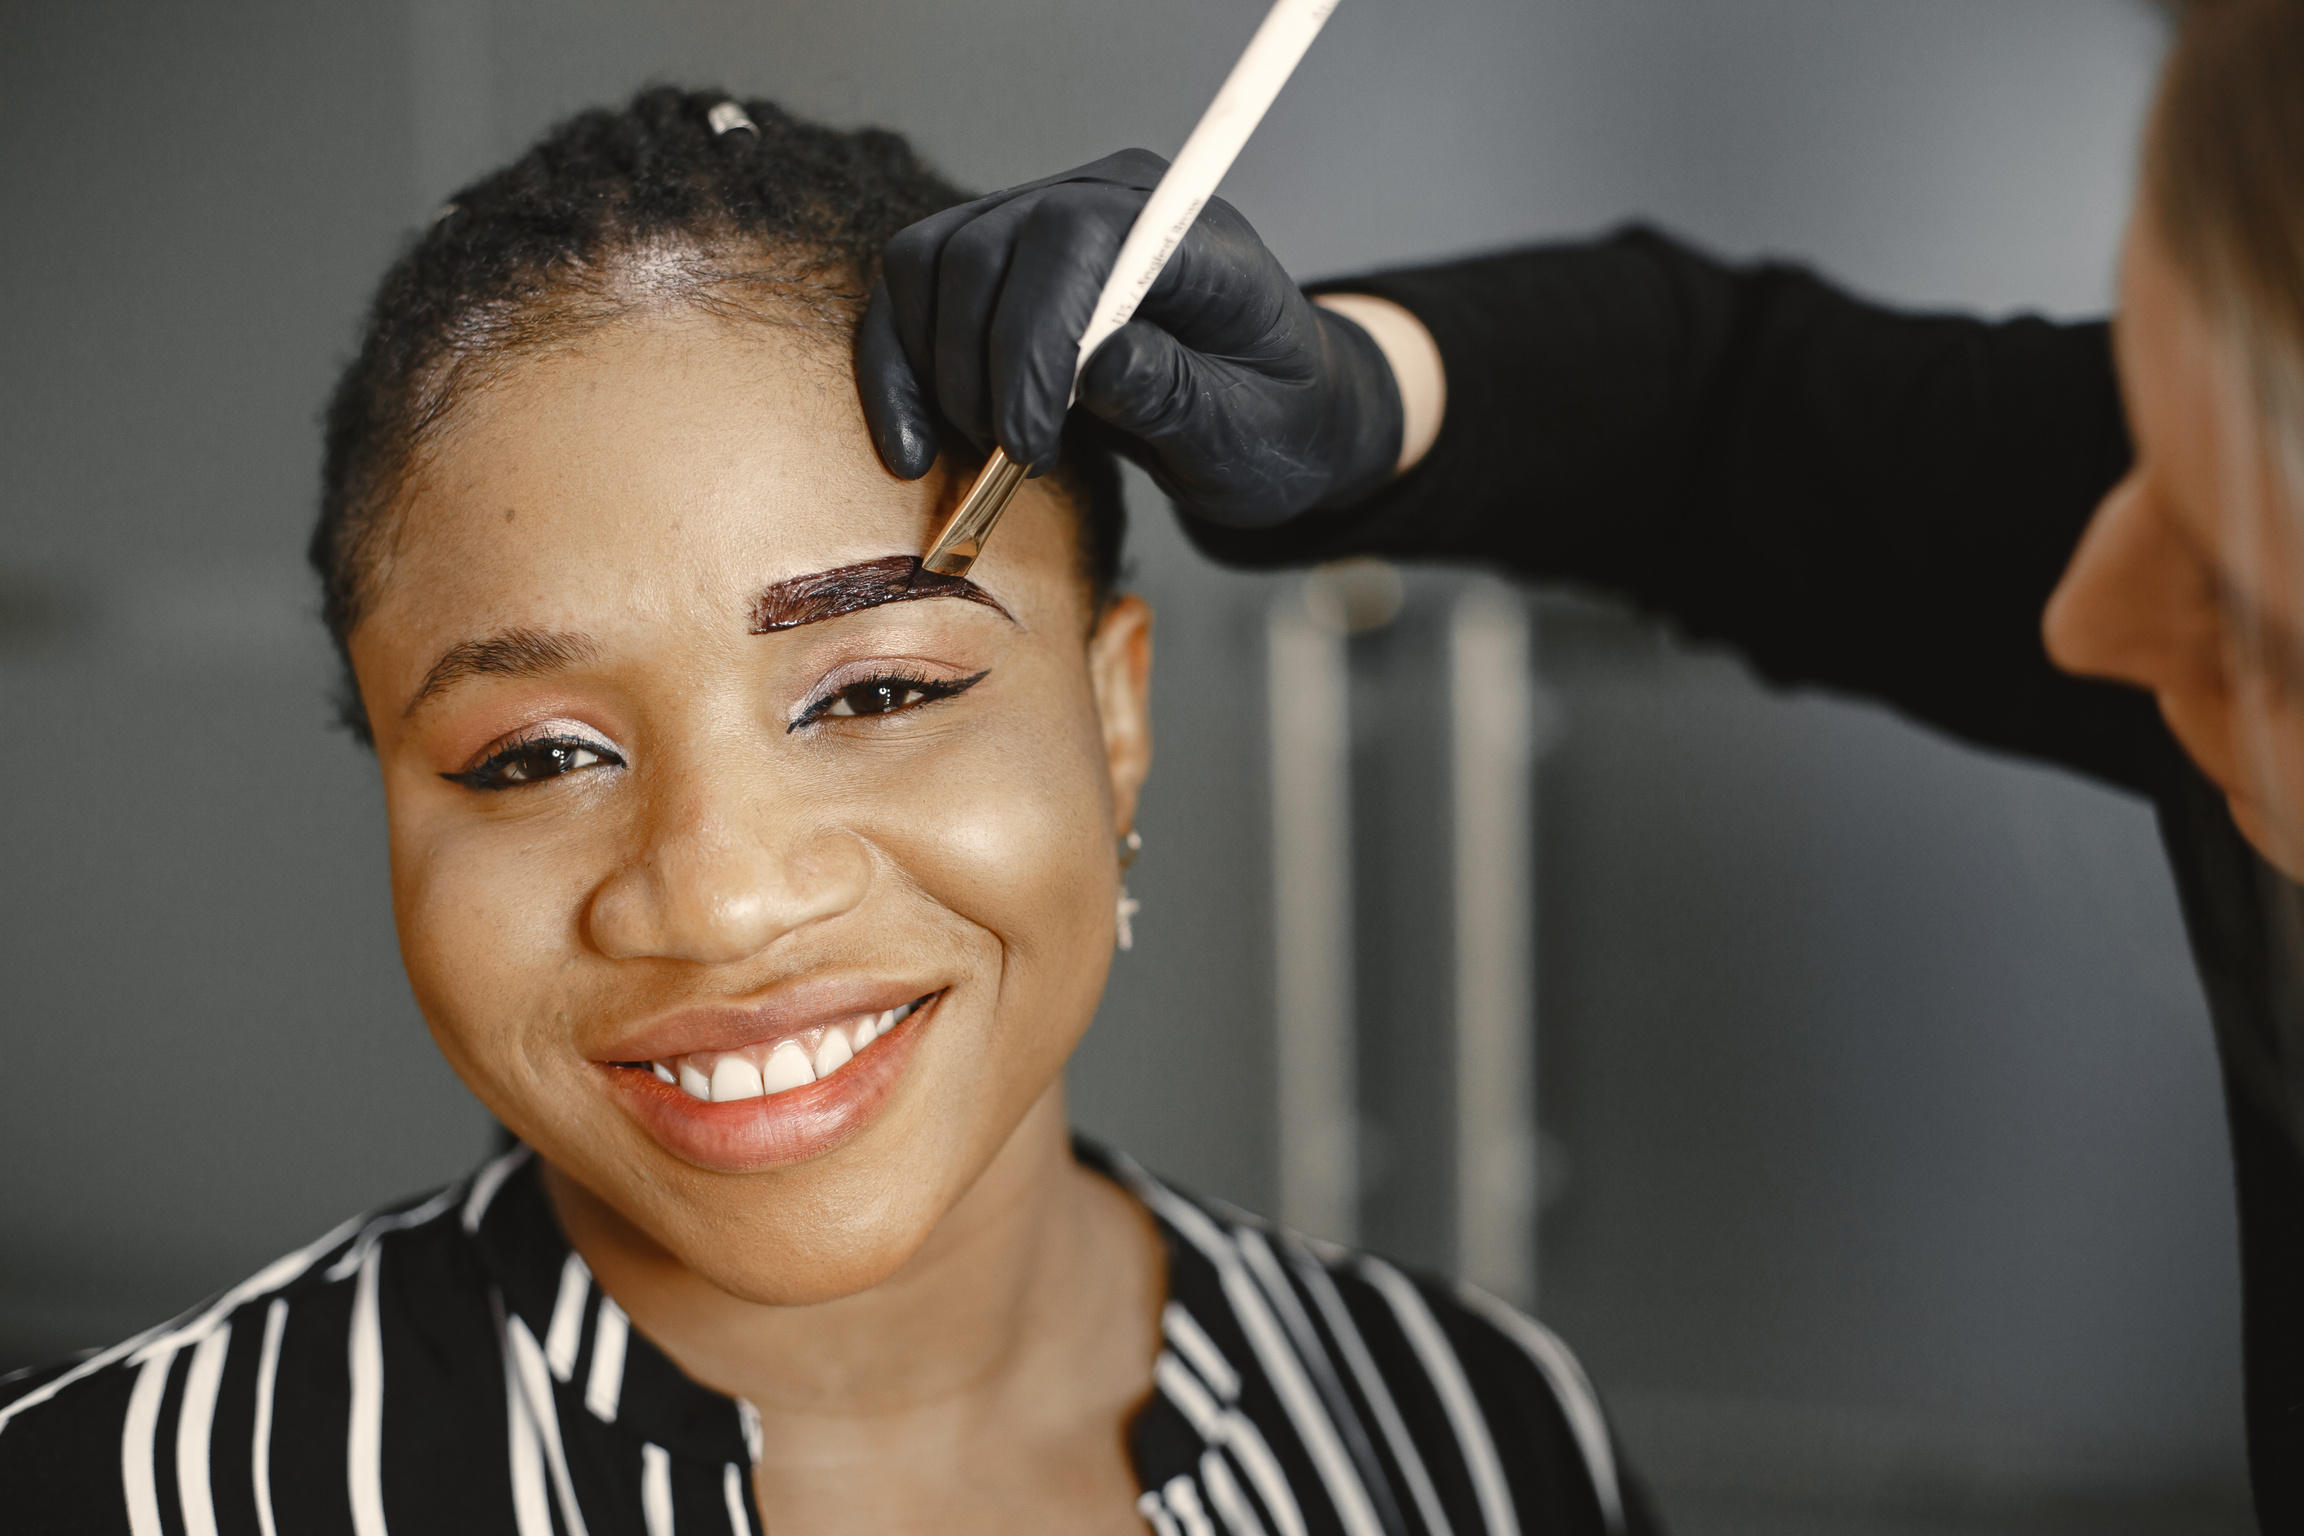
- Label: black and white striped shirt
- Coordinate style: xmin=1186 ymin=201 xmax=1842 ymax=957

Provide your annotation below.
xmin=0 ymin=1142 xmax=1648 ymax=1535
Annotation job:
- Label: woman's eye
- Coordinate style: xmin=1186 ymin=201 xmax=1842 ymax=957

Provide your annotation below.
xmin=795 ymin=669 xmax=988 ymax=731
xmin=829 ymin=681 xmax=931 ymax=717
xmin=442 ymin=738 xmax=624 ymax=791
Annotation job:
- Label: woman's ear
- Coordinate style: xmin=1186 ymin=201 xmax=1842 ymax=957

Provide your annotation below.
xmin=1087 ymin=594 xmax=1154 ymax=835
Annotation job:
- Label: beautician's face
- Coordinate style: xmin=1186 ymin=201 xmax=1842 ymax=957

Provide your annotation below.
xmin=347 ymin=313 xmax=1152 ymax=1304
xmin=2047 ymin=212 xmax=2304 ymax=879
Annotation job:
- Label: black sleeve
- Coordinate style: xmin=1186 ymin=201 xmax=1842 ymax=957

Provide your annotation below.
xmin=1184 ymin=226 xmax=2180 ymax=798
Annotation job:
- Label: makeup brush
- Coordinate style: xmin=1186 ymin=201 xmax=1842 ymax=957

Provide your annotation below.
xmin=920 ymin=0 xmax=1339 ymax=578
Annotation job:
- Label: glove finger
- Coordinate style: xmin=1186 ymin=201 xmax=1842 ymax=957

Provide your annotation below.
xmin=931 ymin=186 xmax=1068 ymax=448
xmin=855 ymin=277 xmax=939 ymax=480
xmin=881 ymin=200 xmax=985 ymax=405
xmin=882 ymin=182 xmax=1078 ymax=417
xmin=884 ymin=153 xmax=1170 ymax=364
xmin=877 ymin=151 xmax=1175 ymax=432
xmin=992 ymin=147 xmax=1171 ymax=199
xmin=991 ymin=182 xmax=1151 ymax=471
xmin=1074 ymin=316 xmax=1212 ymax=448
xmin=1080 ymin=319 xmax=1335 ymax=528
xmin=1125 ymin=194 xmax=1307 ymax=364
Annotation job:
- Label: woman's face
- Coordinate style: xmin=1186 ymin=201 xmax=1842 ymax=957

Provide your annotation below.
xmin=348 ymin=312 xmax=1152 ymax=1304
xmin=2047 ymin=211 xmax=2304 ymax=879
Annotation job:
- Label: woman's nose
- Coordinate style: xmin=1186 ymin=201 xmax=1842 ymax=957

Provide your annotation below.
xmin=585 ymin=775 xmax=872 ymax=965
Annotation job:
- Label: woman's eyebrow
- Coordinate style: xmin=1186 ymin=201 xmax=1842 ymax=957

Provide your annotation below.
xmin=749 ymin=554 xmax=1014 ymax=634
xmin=404 ymin=627 xmax=598 ymax=717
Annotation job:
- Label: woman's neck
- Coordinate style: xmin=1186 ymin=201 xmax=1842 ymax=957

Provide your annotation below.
xmin=543 ymin=1088 xmax=1164 ymax=1527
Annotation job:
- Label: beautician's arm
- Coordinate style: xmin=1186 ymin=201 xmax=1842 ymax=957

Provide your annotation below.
xmin=1198 ymin=229 xmax=2180 ymax=799
xmin=862 ymin=170 xmax=2169 ymax=797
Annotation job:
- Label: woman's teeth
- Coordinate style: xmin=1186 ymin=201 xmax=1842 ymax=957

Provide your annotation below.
xmin=713 ymin=1055 xmax=765 ymax=1101
xmin=652 ymin=1000 xmax=920 ymax=1103
xmin=761 ymin=1041 xmax=811 ymax=1094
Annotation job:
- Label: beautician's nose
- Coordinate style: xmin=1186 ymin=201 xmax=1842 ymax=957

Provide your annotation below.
xmin=2044 ymin=467 xmax=2227 ymax=701
xmin=584 ymin=762 xmax=872 ymax=964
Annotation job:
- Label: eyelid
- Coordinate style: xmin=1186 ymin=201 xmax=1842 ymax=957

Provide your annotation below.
xmin=788 ymin=662 xmax=989 ymax=730
xmin=792 ymin=656 xmax=975 ymax=707
xmin=457 ymin=718 xmax=620 ymax=774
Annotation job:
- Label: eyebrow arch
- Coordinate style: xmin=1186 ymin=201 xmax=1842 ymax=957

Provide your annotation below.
xmin=749 ymin=554 xmax=1013 ymax=635
xmin=403 ymin=627 xmax=599 ymax=717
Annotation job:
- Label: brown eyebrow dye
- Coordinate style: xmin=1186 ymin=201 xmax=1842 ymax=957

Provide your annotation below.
xmin=748 ymin=554 xmax=1011 ymax=634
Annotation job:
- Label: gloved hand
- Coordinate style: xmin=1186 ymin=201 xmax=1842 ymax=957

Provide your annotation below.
xmin=856 ymin=150 xmax=1405 ymax=529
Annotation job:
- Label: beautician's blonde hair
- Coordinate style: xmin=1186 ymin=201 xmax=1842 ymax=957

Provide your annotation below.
xmin=2140 ymin=0 xmax=2304 ymax=1171
xmin=2150 ymin=1 xmax=2304 ymax=1088
xmin=2146 ymin=0 xmax=2304 ymax=483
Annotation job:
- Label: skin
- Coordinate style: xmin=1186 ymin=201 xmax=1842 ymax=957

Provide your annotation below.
xmin=1316 ymin=293 xmax=1446 ymax=475
xmin=348 ymin=309 xmax=1163 ymax=1534
xmin=2046 ymin=211 xmax=2304 ymax=881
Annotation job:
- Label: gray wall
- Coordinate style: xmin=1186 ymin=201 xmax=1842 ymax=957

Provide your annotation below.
xmin=1 ymin=0 xmax=2238 ymax=1526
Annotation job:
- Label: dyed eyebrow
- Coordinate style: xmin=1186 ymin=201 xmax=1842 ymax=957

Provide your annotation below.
xmin=749 ymin=554 xmax=1013 ymax=634
xmin=403 ymin=627 xmax=599 ymax=717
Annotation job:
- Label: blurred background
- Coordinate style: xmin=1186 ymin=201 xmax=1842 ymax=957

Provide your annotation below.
xmin=0 ymin=1 xmax=2241 ymax=1532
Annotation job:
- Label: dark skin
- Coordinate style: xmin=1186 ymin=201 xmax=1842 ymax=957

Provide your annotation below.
xmin=348 ymin=312 xmax=1164 ymax=1534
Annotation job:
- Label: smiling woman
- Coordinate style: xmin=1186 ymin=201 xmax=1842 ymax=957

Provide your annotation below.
xmin=0 ymin=88 xmax=1641 ymax=1536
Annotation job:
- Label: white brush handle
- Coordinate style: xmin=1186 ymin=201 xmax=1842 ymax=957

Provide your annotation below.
xmin=1068 ymin=0 xmax=1338 ymax=398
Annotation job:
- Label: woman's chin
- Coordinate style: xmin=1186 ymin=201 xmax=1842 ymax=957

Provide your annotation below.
xmin=677 ymin=1220 xmax=936 ymax=1308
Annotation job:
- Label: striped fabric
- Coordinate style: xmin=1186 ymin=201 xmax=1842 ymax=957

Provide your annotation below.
xmin=0 ymin=1142 xmax=1644 ymax=1535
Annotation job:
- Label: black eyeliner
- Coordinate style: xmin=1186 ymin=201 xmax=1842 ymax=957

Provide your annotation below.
xmin=441 ymin=734 xmax=625 ymax=790
xmin=789 ymin=668 xmax=990 ymax=732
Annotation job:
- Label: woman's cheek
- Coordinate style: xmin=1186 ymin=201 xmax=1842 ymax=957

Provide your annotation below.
xmin=389 ymin=797 xmax=609 ymax=1094
xmin=875 ymin=719 xmax=1114 ymax=990
xmin=898 ymin=769 xmax=1100 ymax=948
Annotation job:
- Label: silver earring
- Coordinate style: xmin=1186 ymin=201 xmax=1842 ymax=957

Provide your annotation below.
xmin=1116 ymin=830 xmax=1143 ymax=951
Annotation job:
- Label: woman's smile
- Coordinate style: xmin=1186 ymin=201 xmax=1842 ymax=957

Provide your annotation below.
xmin=596 ymin=987 xmax=948 ymax=1173
xmin=637 ymin=995 xmax=927 ymax=1100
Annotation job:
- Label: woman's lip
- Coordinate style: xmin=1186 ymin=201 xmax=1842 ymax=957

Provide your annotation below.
xmin=603 ymin=992 xmax=940 ymax=1173
xmin=591 ymin=978 xmax=945 ymax=1063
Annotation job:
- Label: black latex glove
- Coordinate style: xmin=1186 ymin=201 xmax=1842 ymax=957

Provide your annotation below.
xmin=856 ymin=150 xmax=1404 ymax=529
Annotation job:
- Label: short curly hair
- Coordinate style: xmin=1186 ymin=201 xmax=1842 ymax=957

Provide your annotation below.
xmin=311 ymin=84 xmax=1125 ymax=743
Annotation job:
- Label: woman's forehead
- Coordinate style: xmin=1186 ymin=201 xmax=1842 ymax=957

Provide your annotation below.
xmin=436 ymin=318 xmax=899 ymax=534
xmin=386 ymin=326 xmax=902 ymax=610
xmin=365 ymin=318 xmax=1078 ymax=657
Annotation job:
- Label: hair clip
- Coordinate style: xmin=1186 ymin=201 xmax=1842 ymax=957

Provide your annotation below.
xmin=707 ymin=101 xmax=758 ymax=138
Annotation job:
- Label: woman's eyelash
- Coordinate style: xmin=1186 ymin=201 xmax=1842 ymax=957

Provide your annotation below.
xmin=435 ymin=671 xmax=982 ymax=783
xmin=442 ymin=735 xmax=626 ymax=791
xmin=791 ymin=669 xmax=990 ymax=732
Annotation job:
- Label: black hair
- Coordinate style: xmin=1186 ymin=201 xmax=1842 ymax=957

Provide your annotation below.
xmin=310 ymin=84 xmax=1125 ymax=744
